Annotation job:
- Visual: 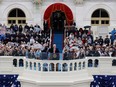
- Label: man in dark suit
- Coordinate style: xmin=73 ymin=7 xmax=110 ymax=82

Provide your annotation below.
xmin=43 ymin=20 xmax=48 ymax=33
xmin=48 ymin=44 xmax=60 ymax=71
xmin=49 ymin=44 xmax=60 ymax=60
xmin=104 ymin=35 xmax=110 ymax=46
xmin=98 ymin=36 xmax=103 ymax=46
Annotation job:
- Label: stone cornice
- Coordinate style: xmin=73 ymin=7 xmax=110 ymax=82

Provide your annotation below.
xmin=32 ymin=0 xmax=42 ymax=4
xmin=73 ymin=0 xmax=83 ymax=4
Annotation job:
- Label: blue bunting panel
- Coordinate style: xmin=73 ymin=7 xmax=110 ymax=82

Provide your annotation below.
xmin=0 ymin=75 xmax=20 ymax=87
xmin=0 ymin=74 xmax=116 ymax=87
xmin=91 ymin=75 xmax=116 ymax=87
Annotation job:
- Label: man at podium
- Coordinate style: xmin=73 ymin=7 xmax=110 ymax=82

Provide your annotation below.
xmin=48 ymin=44 xmax=60 ymax=60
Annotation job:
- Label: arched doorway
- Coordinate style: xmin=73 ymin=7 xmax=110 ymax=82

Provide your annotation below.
xmin=8 ymin=8 xmax=26 ymax=25
xmin=51 ymin=10 xmax=66 ymax=32
xmin=43 ymin=3 xmax=73 ymax=32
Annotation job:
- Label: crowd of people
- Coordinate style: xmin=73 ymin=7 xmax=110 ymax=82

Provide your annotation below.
xmin=0 ymin=23 xmax=51 ymax=59
xmin=0 ymin=23 xmax=116 ymax=60
xmin=63 ymin=28 xmax=116 ymax=60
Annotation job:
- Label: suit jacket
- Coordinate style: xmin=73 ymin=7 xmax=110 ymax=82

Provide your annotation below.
xmin=48 ymin=48 xmax=60 ymax=60
xmin=48 ymin=48 xmax=59 ymax=53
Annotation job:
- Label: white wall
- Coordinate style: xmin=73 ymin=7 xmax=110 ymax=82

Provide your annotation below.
xmin=0 ymin=0 xmax=116 ymax=32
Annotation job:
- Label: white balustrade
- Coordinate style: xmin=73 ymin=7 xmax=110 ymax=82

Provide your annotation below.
xmin=0 ymin=56 xmax=116 ymax=87
xmin=0 ymin=56 xmax=116 ymax=74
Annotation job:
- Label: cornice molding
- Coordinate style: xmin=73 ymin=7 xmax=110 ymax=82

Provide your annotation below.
xmin=73 ymin=0 xmax=83 ymax=5
xmin=32 ymin=0 xmax=42 ymax=4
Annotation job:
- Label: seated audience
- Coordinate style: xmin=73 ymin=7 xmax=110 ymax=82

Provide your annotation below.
xmin=0 ymin=23 xmax=116 ymax=61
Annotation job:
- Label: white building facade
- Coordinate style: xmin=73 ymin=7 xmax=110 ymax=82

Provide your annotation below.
xmin=0 ymin=0 xmax=116 ymax=37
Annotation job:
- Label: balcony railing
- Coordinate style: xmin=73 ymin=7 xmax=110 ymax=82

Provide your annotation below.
xmin=0 ymin=56 xmax=115 ymax=87
xmin=0 ymin=55 xmax=115 ymax=74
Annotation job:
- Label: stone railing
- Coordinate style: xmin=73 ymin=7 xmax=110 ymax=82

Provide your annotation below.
xmin=0 ymin=56 xmax=116 ymax=87
xmin=86 ymin=57 xmax=116 ymax=75
xmin=0 ymin=56 xmax=116 ymax=74
xmin=24 ymin=58 xmax=86 ymax=72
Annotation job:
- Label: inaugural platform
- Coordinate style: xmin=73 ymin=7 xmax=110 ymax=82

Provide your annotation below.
xmin=0 ymin=0 xmax=116 ymax=87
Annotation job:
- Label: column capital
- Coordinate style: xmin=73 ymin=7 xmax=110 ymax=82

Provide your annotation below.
xmin=32 ymin=0 xmax=42 ymax=5
xmin=73 ymin=0 xmax=83 ymax=5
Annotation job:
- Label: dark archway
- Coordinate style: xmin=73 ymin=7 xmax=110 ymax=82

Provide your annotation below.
xmin=43 ymin=3 xmax=73 ymax=31
xmin=88 ymin=59 xmax=93 ymax=67
xmin=50 ymin=10 xmax=66 ymax=33
xmin=112 ymin=59 xmax=116 ymax=66
xmin=19 ymin=59 xmax=24 ymax=67
xmin=94 ymin=59 xmax=99 ymax=67
xmin=13 ymin=59 xmax=17 ymax=67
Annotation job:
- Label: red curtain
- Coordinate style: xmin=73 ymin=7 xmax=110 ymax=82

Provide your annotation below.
xmin=44 ymin=3 xmax=73 ymax=28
